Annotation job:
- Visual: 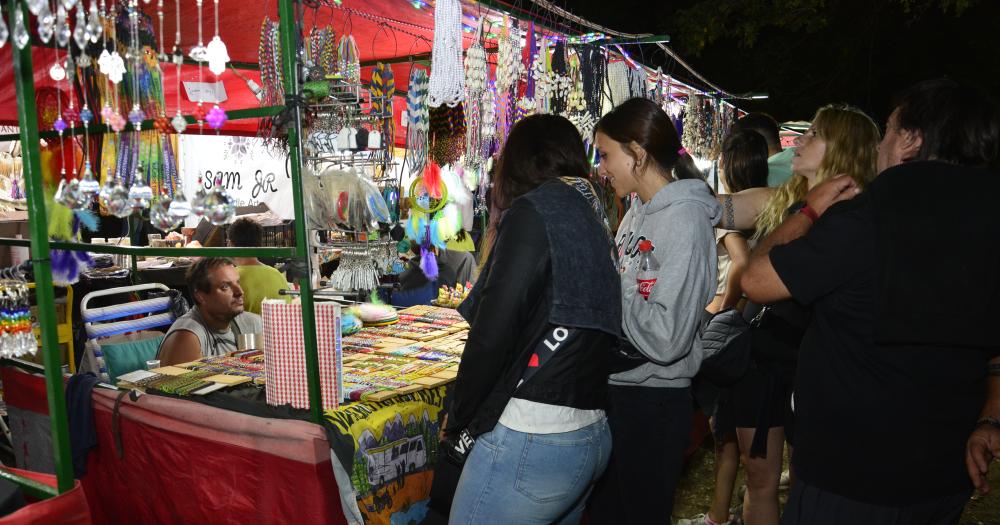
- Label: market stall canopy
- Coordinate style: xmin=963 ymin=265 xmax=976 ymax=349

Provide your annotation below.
xmin=0 ymin=0 xmax=549 ymax=137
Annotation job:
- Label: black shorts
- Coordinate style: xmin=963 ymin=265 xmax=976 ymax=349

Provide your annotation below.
xmin=731 ymin=361 xmax=795 ymax=443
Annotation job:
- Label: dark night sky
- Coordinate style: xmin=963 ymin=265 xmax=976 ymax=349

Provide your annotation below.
xmin=562 ymin=0 xmax=1000 ymax=126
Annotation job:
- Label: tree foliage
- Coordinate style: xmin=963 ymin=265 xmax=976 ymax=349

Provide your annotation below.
xmin=669 ymin=0 xmax=981 ymax=55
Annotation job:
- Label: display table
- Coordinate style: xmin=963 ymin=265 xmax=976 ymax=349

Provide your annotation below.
xmin=0 ymin=361 xmax=447 ymax=525
xmin=82 ymin=388 xmax=346 ymax=525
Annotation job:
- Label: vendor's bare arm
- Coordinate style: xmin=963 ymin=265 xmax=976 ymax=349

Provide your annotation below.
xmin=158 ymin=330 xmax=202 ymax=366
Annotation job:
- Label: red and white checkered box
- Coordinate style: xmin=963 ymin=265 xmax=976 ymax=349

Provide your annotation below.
xmin=261 ymin=301 xmax=342 ymax=411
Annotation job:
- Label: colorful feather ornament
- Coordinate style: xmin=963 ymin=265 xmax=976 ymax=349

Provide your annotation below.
xmin=423 ymin=162 xmax=443 ymax=200
xmin=420 ymin=245 xmax=439 ymax=280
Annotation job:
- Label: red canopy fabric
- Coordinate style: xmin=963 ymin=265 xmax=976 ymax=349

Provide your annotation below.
xmin=0 ymin=0 xmax=520 ymax=137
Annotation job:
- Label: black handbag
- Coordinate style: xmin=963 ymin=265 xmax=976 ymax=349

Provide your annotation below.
xmin=609 ymin=308 xmax=752 ymax=381
xmin=427 ymin=325 xmax=581 ymax=519
xmin=698 ymin=308 xmax=752 ymax=386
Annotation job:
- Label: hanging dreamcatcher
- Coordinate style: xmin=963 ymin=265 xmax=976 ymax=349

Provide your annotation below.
xmin=405 ymin=163 xmax=462 ymax=280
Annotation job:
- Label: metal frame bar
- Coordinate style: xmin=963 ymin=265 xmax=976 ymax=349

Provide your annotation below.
xmin=8 ymin=0 xmax=75 ymax=495
xmin=278 ymin=0 xmax=324 ymax=423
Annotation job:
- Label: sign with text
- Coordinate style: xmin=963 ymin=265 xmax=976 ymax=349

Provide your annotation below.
xmin=178 ymin=135 xmax=293 ymax=226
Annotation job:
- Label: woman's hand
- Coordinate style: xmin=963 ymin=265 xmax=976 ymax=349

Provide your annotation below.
xmin=804 ymin=175 xmax=860 ymax=217
xmin=439 ymin=413 xmax=449 ymax=442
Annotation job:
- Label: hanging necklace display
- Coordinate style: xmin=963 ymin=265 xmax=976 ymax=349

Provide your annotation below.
xmin=494 ymin=18 xmax=521 ymax=148
xmin=607 ymin=60 xmax=630 ymax=108
xmin=577 ymin=45 xmax=606 ymax=119
xmin=427 ymin=0 xmax=464 ymax=108
xmin=258 ymin=17 xmax=283 ymax=108
xmin=564 ymin=48 xmax=594 ymax=138
xmin=530 ymin=37 xmax=552 ymax=112
xmin=405 ymin=68 xmax=429 ymax=175
xmin=463 ymin=18 xmax=488 ymax=174
xmin=515 ymin=23 xmax=537 ymax=123
xmin=337 ymin=34 xmax=360 ymax=84
xmin=494 ymin=16 xmax=520 ymax=95
xmin=682 ymin=94 xmax=710 ymax=159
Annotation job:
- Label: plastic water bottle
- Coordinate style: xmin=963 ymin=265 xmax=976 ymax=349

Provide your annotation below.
xmin=636 ymin=240 xmax=660 ymax=300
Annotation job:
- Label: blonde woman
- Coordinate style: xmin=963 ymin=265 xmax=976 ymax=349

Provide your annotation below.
xmin=726 ymin=104 xmax=880 ymax=525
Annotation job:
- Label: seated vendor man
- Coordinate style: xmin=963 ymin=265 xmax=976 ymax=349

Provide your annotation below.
xmin=158 ymin=257 xmax=263 ymax=366
xmin=227 ymin=217 xmax=292 ymax=314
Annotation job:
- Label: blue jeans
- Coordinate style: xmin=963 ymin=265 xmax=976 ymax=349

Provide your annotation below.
xmin=449 ymin=418 xmax=612 ymax=524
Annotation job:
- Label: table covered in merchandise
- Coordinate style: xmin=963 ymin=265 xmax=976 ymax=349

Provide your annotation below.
xmin=0 ymin=305 xmax=469 ymax=525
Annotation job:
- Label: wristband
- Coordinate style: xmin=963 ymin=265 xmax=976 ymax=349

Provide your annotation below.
xmin=976 ymin=417 xmax=1000 ymax=431
xmin=798 ymin=205 xmax=820 ymax=222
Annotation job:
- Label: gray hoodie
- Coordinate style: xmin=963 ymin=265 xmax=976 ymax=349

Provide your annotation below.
xmin=611 ymin=179 xmax=722 ymax=388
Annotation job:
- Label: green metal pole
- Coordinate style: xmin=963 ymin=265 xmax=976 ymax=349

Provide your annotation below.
xmin=9 ymin=0 xmax=75 ymax=494
xmin=278 ymin=0 xmax=323 ymax=423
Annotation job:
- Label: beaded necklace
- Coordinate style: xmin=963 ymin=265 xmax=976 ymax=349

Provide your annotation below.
xmin=427 ymin=0 xmax=464 ymax=108
xmin=337 ymin=34 xmax=360 ymax=84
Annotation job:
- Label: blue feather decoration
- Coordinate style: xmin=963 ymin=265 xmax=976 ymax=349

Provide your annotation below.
xmin=74 ymin=209 xmax=100 ymax=232
xmin=429 ymin=218 xmax=445 ymax=250
xmin=420 ymin=246 xmax=439 ymax=280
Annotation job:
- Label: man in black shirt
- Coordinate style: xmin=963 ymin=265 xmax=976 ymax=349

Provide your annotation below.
xmin=743 ymin=79 xmax=1000 ymax=524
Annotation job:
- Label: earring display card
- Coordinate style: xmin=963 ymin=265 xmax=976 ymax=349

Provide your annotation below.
xmin=182 ymin=81 xmax=229 ymax=104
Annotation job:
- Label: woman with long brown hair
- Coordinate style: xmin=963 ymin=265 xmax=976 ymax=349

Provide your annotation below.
xmin=443 ymin=114 xmax=620 ymax=524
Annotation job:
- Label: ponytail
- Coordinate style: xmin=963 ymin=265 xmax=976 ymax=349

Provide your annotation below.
xmin=672 ymin=151 xmax=706 ymax=181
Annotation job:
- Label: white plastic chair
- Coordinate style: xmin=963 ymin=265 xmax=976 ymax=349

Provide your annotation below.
xmin=79 ymin=284 xmax=177 ymax=382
